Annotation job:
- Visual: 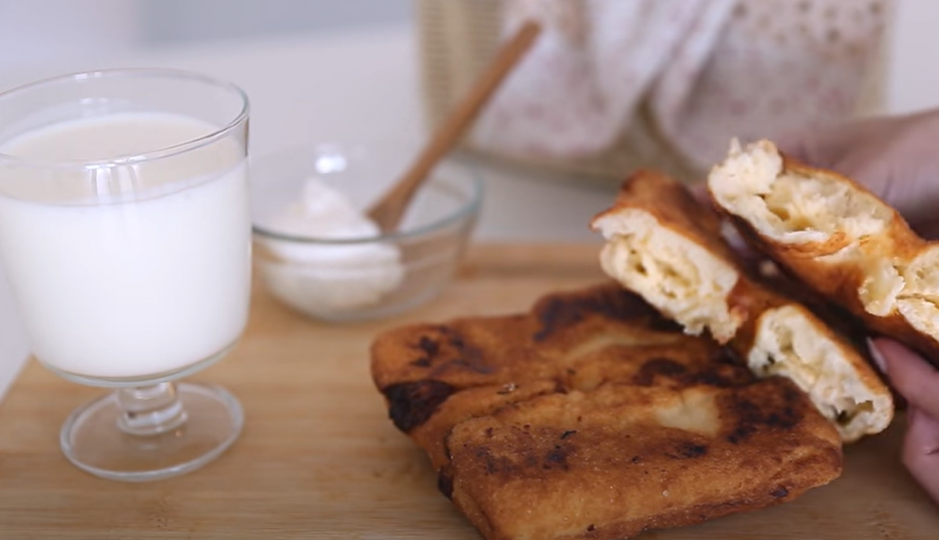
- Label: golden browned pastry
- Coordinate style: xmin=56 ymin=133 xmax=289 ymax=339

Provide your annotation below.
xmin=371 ymin=284 xmax=843 ymax=540
xmin=590 ymin=170 xmax=893 ymax=442
xmin=707 ymin=139 xmax=939 ymax=366
xmin=371 ymin=284 xmax=691 ymax=470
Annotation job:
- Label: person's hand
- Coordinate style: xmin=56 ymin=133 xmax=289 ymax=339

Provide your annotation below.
xmin=777 ymin=109 xmax=939 ymax=237
xmin=870 ymin=339 xmax=939 ymax=505
xmin=780 ymin=109 xmax=939 ymax=507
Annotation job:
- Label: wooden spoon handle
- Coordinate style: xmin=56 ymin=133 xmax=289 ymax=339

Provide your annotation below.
xmin=367 ymin=19 xmax=542 ymax=232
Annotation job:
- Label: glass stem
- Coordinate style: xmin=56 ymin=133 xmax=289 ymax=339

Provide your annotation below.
xmin=116 ymin=382 xmax=188 ymax=436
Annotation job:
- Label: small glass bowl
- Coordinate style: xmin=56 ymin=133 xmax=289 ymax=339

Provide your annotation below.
xmin=250 ymin=142 xmax=482 ymax=322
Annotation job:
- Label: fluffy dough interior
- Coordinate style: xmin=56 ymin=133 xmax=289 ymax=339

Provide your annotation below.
xmin=708 ymin=140 xmax=891 ymax=247
xmin=595 ymin=210 xmax=740 ymax=342
xmin=859 ymin=258 xmax=905 ymax=317
xmin=749 ymin=305 xmax=892 ymax=442
xmin=898 ymin=245 xmax=939 ymax=340
xmin=855 ymin=246 xmax=939 ymax=342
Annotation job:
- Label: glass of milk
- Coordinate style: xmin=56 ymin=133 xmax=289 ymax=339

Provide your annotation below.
xmin=0 ymin=69 xmax=251 ymax=481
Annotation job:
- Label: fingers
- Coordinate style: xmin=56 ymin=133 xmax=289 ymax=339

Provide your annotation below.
xmin=830 ymin=129 xmax=939 ymax=225
xmin=911 ymin=217 xmax=939 ymax=241
xmin=902 ymin=406 xmax=939 ymax=505
xmin=870 ymin=339 xmax=939 ymax=505
xmin=775 ymin=118 xmax=891 ymax=168
xmin=775 ymin=113 xmax=914 ymax=169
xmin=688 ymin=181 xmax=709 ymax=207
xmin=871 ymin=338 xmax=939 ymax=417
xmin=775 ymin=110 xmax=939 ymax=225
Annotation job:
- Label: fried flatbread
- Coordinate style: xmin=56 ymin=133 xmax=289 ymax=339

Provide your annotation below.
xmin=370 ymin=284 xmax=842 ymax=540
xmin=707 ymin=139 xmax=939 ymax=367
xmin=590 ymin=170 xmax=893 ymax=442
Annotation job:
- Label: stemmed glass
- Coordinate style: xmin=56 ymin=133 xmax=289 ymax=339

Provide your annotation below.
xmin=0 ymin=69 xmax=251 ymax=481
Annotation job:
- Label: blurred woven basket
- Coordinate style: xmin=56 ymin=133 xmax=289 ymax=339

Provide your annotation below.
xmin=415 ymin=0 xmax=891 ymax=184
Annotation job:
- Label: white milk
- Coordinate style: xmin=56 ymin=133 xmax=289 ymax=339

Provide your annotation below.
xmin=0 ymin=113 xmax=251 ymax=380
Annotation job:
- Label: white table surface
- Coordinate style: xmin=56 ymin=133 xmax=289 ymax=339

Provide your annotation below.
xmin=0 ymin=25 xmax=618 ymax=402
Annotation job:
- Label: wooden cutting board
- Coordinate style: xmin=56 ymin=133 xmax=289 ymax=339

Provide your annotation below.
xmin=0 ymin=243 xmax=936 ymax=539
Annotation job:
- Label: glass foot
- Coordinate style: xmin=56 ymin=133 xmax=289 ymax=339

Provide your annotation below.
xmin=60 ymin=382 xmax=244 ymax=482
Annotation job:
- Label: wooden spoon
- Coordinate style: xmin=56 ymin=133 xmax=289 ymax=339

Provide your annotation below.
xmin=366 ymin=19 xmax=542 ymax=233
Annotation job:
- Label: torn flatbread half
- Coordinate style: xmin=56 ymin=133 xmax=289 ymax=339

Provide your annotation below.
xmin=708 ymin=138 xmax=939 ymax=367
xmin=591 ymin=169 xmax=893 ymax=442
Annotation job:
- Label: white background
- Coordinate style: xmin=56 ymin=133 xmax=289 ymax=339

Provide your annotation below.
xmin=1 ymin=0 xmax=938 ymax=400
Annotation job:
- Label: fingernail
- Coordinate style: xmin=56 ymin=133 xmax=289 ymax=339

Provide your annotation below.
xmin=867 ymin=337 xmax=888 ymax=374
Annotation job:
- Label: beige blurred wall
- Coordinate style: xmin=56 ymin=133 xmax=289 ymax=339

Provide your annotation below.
xmin=887 ymin=0 xmax=939 ymax=113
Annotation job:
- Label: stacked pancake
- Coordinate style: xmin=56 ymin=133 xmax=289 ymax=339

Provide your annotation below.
xmin=371 ymin=284 xmax=843 ymax=540
xmin=371 ymin=140 xmax=907 ymax=540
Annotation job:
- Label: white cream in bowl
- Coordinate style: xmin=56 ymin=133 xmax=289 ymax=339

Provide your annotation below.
xmin=261 ymin=177 xmax=405 ymax=313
